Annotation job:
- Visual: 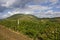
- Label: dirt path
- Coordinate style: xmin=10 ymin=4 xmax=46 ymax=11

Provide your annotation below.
xmin=0 ymin=25 xmax=32 ymax=40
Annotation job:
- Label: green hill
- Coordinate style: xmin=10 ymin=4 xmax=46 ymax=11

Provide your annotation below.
xmin=0 ymin=14 xmax=60 ymax=40
xmin=6 ymin=14 xmax=38 ymax=20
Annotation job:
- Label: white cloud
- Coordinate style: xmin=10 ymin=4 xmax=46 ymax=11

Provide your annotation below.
xmin=49 ymin=0 xmax=58 ymax=3
xmin=8 ymin=11 xmax=14 ymax=15
xmin=0 ymin=0 xmax=60 ymax=19
xmin=1 ymin=0 xmax=15 ymax=7
xmin=33 ymin=0 xmax=48 ymax=4
xmin=27 ymin=5 xmax=52 ymax=11
xmin=0 ymin=14 xmax=8 ymax=19
xmin=45 ymin=10 xmax=54 ymax=14
xmin=49 ymin=0 xmax=59 ymax=6
xmin=56 ymin=5 xmax=60 ymax=8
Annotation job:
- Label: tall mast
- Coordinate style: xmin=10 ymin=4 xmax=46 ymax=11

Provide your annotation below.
xmin=18 ymin=19 xmax=19 ymax=25
xmin=17 ymin=19 xmax=19 ymax=27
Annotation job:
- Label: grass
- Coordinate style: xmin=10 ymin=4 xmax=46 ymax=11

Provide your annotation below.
xmin=0 ymin=14 xmax=60 ymax=40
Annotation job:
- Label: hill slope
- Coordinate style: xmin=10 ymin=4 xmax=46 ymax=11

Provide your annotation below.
xmin=6 ymin=14 xmax=38 ymax=20
xmin=0 ymin=25 xmax=32 ymax=40
xmin=0 ymin=14 xmax=60 ymax=40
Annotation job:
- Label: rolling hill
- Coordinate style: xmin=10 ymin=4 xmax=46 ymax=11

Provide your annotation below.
xmin=0 ymin=14 xmax=60 ymax=40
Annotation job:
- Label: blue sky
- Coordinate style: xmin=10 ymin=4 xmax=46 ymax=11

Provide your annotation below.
xmin=0 ymin=0 xmax=60 ymax=19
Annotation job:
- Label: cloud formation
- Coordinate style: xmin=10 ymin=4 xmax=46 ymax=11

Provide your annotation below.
xmin=0 ymin=0 xmax=60 ymax=19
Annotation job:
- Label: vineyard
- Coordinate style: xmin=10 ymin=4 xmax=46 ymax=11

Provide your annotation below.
xmin=0 ymin=14 xmax=60 ymax=40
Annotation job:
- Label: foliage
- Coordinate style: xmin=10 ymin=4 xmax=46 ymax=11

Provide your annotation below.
xmin=0 ymin=14 xmax=60 ymax=40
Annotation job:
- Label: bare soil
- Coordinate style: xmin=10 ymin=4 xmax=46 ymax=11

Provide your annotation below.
xmin=0 ymin=25 xmax=32 ymax=40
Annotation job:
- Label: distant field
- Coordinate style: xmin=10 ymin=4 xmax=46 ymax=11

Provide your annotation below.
xmin=0 ymin=14 xmax=60 ymax=40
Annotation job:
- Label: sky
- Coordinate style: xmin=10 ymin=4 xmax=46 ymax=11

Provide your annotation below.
xmin=0 ymin=0 xmax=60 ymax=19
